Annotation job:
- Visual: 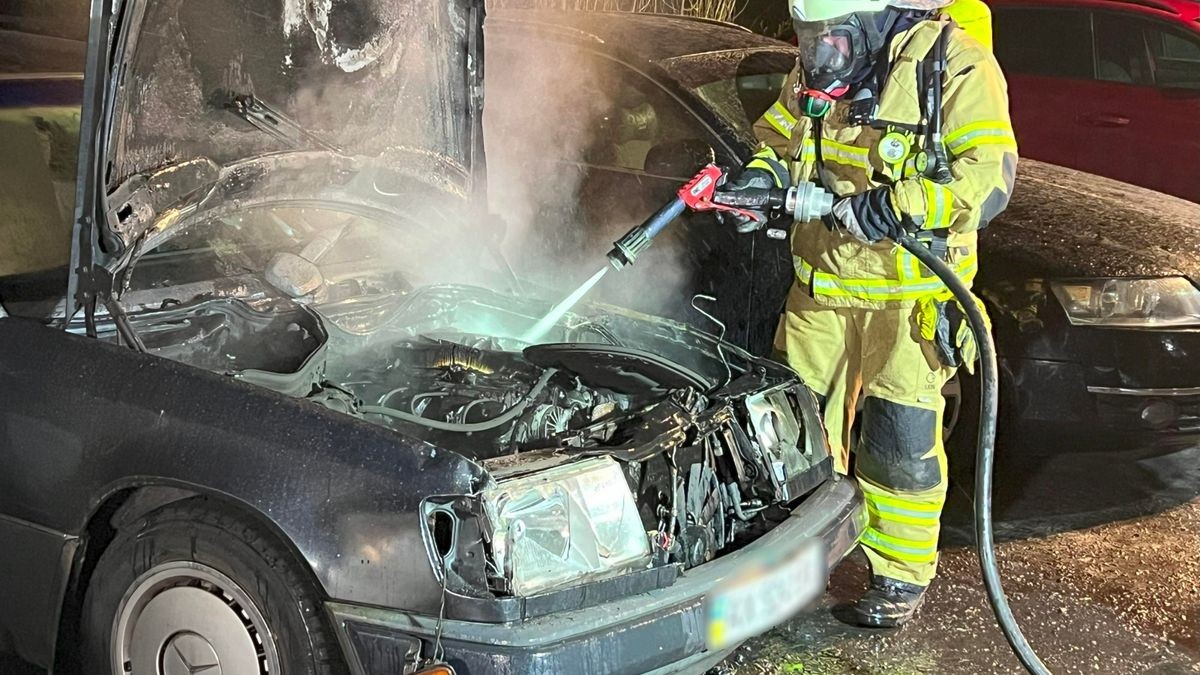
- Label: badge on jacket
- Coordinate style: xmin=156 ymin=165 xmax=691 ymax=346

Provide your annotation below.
xmin=878 ymin=131 xmax=911 ymax=165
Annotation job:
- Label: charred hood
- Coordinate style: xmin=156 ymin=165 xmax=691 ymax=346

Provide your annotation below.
xmin=77 ymin=0 xmax=486 ymax=262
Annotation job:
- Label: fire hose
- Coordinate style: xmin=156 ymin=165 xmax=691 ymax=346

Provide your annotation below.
xmin=607 ymin=165 xmax=1050 ymax=675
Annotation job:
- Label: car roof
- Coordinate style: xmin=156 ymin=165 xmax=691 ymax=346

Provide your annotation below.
xmin=987 ymin=0 xmax=1200 ymax=23
xmin=487 ymin=10 xmax=791 ymax=63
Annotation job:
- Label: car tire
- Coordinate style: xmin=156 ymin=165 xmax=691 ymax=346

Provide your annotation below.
xmin=79 ymin=497 xmax=347 ymax=675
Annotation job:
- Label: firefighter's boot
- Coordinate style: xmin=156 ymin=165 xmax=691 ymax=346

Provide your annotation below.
xmin=852 ymin=575 xmax=928 ymax=628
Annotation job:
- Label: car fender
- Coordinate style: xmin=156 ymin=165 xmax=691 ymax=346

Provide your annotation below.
xmin=0 ymin=319 xmax=489 ymax=668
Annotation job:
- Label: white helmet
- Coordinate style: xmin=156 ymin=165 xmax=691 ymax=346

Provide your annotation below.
xmin=790 ymin=0 xmax=951 ymax=23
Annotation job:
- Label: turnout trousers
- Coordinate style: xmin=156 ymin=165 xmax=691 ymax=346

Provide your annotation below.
xmin=776 ymin=282 xmax=956 ymax=586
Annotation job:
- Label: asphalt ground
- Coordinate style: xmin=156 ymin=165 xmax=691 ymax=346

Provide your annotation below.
xmin=4 ymin=435 xmax=1197 ymax=675
xmin=725 ymin=434 xmax=1200 ymax=675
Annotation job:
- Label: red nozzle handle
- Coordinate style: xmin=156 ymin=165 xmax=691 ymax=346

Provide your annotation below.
xmin=677 ymin=164 xmax=766 ymax=223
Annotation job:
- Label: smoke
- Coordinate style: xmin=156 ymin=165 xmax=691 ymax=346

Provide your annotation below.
xmin=115 ymin=0 xmax=718 ymax=339
xmin=482 ymin=14 xmax=708 ymax=329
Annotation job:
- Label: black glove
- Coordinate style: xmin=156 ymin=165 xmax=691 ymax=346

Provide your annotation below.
xmin=828 ymin=187 xmax=911 ymax=243
xmin=714 ymin=168 xmax=779 ymax=234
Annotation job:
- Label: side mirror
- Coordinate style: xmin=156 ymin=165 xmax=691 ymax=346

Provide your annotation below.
xmin=644 ymin=139 xmax=717 ymax=179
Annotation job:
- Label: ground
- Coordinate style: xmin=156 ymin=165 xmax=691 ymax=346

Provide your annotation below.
xmin=725 ymin=438 xmax=1200 ymax=675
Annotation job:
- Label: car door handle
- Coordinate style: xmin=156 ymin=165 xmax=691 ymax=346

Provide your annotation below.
xmin=1080 ymin=113 xmax=1131 ymax=128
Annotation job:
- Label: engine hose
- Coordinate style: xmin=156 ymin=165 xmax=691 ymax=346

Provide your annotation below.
xmin=897 ymin=235 xmax=1051 ymax=675
xmin=360 ymin=368 xmax=557 ymax=433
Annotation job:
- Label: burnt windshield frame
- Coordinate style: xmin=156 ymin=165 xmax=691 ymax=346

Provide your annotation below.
xmin=69 ymin=0 xmax=126 ymax=332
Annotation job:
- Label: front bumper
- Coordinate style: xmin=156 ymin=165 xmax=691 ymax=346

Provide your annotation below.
xmin=1006 ymin=357 xmax=1200 ymax=445
xmin=328 ymin=475 xmax=866 ymax=675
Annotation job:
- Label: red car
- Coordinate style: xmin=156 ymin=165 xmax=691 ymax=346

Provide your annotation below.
xmin=989 ymin=0 xmax=1200 ymax=202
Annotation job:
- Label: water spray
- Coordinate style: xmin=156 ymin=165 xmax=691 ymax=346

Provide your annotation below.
xmin=521 ymin=266 xmax=610 ymax=344
xmin=525 ymin=165 xmax=831 ymax=347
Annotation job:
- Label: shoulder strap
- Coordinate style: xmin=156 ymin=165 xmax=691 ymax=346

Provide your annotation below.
xmin=920 ymin=22 xmax=954 ymax=184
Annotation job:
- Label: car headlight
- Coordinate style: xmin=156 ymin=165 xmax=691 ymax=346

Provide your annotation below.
xmin=481 ymin=456 xmax=651 ymax=596
xmin=1050 ymin=278 xmax=1200 ymax=328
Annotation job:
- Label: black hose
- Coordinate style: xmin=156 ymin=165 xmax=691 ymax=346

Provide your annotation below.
xmin=897 ymin=235 xmax=1050 ymax=675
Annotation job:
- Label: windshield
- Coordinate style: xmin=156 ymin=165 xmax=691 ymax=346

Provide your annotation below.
xmin=658 ymin=49 xmax=796 ymax=141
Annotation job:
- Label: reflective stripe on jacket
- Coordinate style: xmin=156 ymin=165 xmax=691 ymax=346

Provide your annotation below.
xmin=752 ymin=17 xmax=1018 ymax=309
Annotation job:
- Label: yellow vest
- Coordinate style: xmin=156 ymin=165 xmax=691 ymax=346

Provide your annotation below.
xmin=753 ymin=18 xmax=1018 ymax=309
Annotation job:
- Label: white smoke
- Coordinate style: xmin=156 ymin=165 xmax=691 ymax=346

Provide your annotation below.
xmin=482 ymin=14 xmax=705 ymax=327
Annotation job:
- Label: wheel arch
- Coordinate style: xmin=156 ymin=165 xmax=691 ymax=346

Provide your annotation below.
xmin=51 ymin=481 xmax=319 ymax=673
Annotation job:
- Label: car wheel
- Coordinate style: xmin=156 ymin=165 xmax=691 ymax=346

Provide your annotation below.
xmin=80 ymin=497 xmax=346 ymax=675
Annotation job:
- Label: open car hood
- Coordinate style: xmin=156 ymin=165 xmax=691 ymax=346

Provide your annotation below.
xmin=73 ymin=0 xmax=485 ymax=272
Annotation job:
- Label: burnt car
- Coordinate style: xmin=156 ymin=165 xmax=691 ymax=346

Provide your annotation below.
xmin=485 ymin=11 xmax=1200 ymax=451
xmin=0 ymin=1 xmax=866 ymax=674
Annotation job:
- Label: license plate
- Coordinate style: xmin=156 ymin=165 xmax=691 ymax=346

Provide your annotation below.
xmin=705 ymin=540 xmax=827 ymax=650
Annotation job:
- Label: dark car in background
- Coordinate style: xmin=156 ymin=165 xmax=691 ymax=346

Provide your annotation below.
xmin=0 ymin=1 xmax=866 ymax=674
xmin=973 ymin=164 xmax=1200 ymax=446
xmin=989 ymin=0 xmax=1200 ymax=203
xmin=486 ymin=11 xmax=1200 ymax=450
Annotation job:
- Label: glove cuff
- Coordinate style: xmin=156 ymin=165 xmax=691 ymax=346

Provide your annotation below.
xmin=745 ymin=146 xmax=790 ymax=190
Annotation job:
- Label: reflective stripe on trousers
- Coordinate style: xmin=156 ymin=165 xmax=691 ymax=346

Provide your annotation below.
xmin=859 ymin=427 xmax=950 ymax=581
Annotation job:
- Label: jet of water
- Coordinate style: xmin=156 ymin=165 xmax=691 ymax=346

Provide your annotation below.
xmin=522 ymin=266 xmax=610 ymax=344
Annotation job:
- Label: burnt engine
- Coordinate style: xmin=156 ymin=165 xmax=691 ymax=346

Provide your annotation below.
xmin=333 ymin=335 xmax=635 ymax=451
xmin=319 ymin=331 xmax=816 ymax=575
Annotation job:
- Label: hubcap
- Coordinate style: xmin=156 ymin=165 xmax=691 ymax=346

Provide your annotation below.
xmin=112 ymin=562 xmax=280 ymax=675
xmin=162 ymin=633 xmax=220 ymax=675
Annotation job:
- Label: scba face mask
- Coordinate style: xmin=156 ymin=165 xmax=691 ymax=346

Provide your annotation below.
xmin=794 ymin=13 xmax=877 ymax=94
xmin=789 ymin=0 xmax=950 ymax=109
xmin=797 ymin=10 xmax=900 ymax=94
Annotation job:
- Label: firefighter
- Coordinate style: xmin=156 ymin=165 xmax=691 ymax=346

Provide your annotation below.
xmin=721 ymin=0 xmax=1017 ymax=627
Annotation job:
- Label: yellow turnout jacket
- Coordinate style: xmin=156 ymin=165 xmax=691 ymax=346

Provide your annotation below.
xmin=753 ymin=16 xmax=1018 ymax=310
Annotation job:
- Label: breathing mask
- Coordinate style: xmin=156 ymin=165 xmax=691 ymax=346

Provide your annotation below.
xmin=793 ymin=10 xmax=902 ymax=116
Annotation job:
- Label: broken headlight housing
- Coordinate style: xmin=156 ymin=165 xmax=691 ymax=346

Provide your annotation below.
xmin=745 ymin=386 xmax=823 ymax=501
xmin=1051 ymin=278 xmax=1200 ymax=328
xmin=481 ymin=457 xmax=651 ymax=596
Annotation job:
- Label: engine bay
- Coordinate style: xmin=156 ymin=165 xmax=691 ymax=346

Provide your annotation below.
xmin=124 ymin=284 xmax=830 ymax=595
xmin=331 ymin=334 xmax=642 ymax=451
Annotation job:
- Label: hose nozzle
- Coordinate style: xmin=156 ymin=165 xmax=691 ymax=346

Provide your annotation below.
xmin=607 ymin=225 xmax=652 ymax=270
xmin=607 ymin=196 xmax=689 ymax=270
